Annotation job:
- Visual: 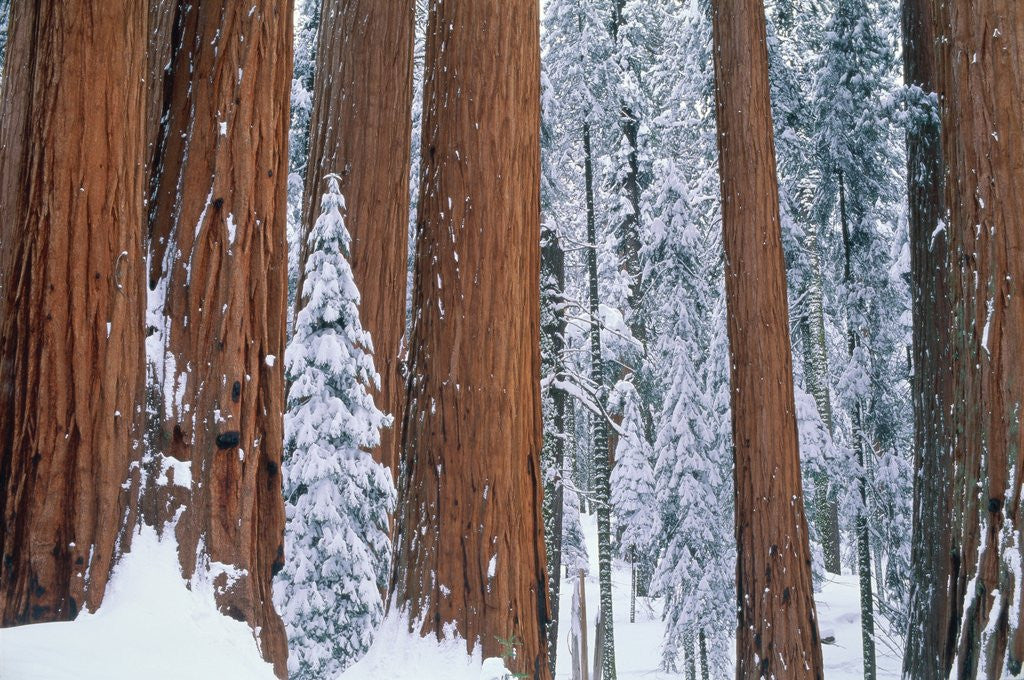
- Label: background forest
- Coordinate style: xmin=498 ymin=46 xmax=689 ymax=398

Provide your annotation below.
xmin=0 ymin=1 xmax=1020 ymax=680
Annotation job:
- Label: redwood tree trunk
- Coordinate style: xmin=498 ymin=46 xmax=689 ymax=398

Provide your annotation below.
xmin=938 ymin=1 xmax=1024 ymax=677
xmin=0 ymin=1 xmax=146 ymax=625
xmin=901 ymin=0 xmax=957 ymax=676
xmin=143 ymin=2 xmax=291 ymax=675
xmin=296 ymin=0 xmax=415 ymax=477
xmin=392 ymin=0 xmax=550 ymax=677
xmin=710 ymin=1 xmax=825 ymax=677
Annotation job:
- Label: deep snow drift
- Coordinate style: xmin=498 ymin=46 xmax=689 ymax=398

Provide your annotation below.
xmin=0 ymin=527 xmax=277 ymax=680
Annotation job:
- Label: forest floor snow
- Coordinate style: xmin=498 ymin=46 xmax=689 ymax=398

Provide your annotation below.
xmin=0 ymin=526 xmax=278 ymax=680
xmin=0 ymin=516 xmax=904 ymax=679
xmin=556 ymin=513 xmax=904 ymax=679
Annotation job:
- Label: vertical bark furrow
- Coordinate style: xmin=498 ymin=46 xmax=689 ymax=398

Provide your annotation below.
xmin=393 ymin=0 xmax=550 ymax=677
xmin=939 ymin=2 xmax=1024 ymax=677
xmin=0 ymin=1 xmax=146 ymax=626
xmin=296 ymin=0 xmax=415 ymax=479
xmin=710 ymin=0 xmax=825 ymax=677
xmin=143 ymin=2 xmax=292 ymax=675
xmin=901 ymin=0 xmax=956 ymax=675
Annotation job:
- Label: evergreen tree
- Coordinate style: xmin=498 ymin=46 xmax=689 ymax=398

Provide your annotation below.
xmin=810 ymin=1 xmax=908 ymax=673
xmin=608 ymin=379 xmax=657 ymax=623
xmin=275 ymin=176 xmax=395 ymax=680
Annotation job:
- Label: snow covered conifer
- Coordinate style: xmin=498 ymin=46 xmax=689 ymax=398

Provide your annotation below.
xmin=609 ymin=379 xmax=657 ymax=623
xmin=275 ymin=175 xmax=396 ymax=680
xmin=609 ymin=380 xmax=657 ymax=560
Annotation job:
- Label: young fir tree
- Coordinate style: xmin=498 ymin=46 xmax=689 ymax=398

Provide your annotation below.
xmin=275 ymin=176 xmax=396 ymax=680
xmin=608 ymin=380 xmax=657 ymax=623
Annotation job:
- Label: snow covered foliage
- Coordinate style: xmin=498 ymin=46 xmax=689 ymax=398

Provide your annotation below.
xmin=275 ymin=176 xmax=396 ymax=680
xmin=286 ymin=0 xmax=319 ymax=324
xmin=608 ymin=380 xmax=657 ymax=562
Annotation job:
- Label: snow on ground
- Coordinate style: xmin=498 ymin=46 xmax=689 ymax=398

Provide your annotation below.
xmin=0 ymin=515 xmax=904 ymax=680
xmin=556 ymin=513 xmax=904 ymax=679
xmin=337 ymin=612 xmax=512 ymax=680
xmin=0 ymin=526 xmax=277 ymax=680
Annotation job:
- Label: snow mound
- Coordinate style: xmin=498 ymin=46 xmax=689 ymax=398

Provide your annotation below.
xmin=0 ymin=526 xmax=276 ymax=680
xmin=338 ymin=613 xmax=511 ymax=680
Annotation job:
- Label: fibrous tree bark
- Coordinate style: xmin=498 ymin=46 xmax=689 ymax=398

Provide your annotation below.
xmin=296 ymin=0 xmax=415 ymax=477
xmin=937 ymin=1 xmax=1024 ymax=677
xmin=709 ymin=1 xmax=825 ymax=677
xmin=143 ymin=2 xmax=292 ymax=675
xmin=0 ymin=0 xmax=146 ymax=625
xmin=901 ymin=0 xmax=956 ymax=675
xmin=391 ymin=0 xmax=550 ymax=677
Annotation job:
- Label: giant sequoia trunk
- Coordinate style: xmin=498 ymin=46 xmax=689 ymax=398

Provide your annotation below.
xmin=709 ymin=1 xmax=825 ymax=677
xmin=0 ymin=1 xmax=146 ymax=626
xmin=938 ymin=1 xmax=1024 ymax=677
xmin=296 ymin=0 xmax=415 ymax=477
xmin=901 ymin=0 xmax=956 ymax=676
xmin=391 ymin=0 xmax=550 ymax=677
xmin=143 ymin=2 xmax=291 ymax=675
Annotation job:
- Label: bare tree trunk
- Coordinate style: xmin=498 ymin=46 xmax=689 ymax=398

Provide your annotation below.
xmin=542 ymin=222 xmax=568 ymax=673
xmin=143 ymin=3 xmax=292 ymax=675
xmin=0 ymin=0 xmax=146 ymax=626
xmin=800 ymin=224 xmax=842 ymax=575
xmin=684 ymin=629 xmax=696 ymax=680
xmin=295 ymin=0 xmax=415 ymax=477
xmin=937 ymin=1 xmax=1024 ymax=677
xmin=584 ymin=120 xmax=617 ymax=680
xmin=710 ymin=1 xmax=825 ymax=677
xmin=391 ymin=0 xmax=550 ymax=676
xmin=839 ymin=174 xmax=876 ymax=680
xmin=901 ymin=1 xmax=956 ymax=676
xmin=698 ymin=629 xmax=710 ymax=680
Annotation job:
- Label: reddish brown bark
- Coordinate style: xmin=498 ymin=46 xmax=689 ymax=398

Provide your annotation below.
xmin=901 ymin=0 xmax=957 ymax=676
xmin=143 ymin=2 xmax=291 ymax=675
xmin=391 ymin=0 xmax=550 ymax=677
xmin=0 ymin=1 xmax=147 ymax=625
xmin=710 ymin=1 xmax=824 ymax=677
xmin=297 ymin=0 xmax=415 ymax=478
xmin=937 ymin=2 xmax=1024 ymax=677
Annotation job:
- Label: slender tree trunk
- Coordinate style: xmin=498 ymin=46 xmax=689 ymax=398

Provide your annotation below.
xmin=839 ymin=174 xmax=876 ymax=680
xmin=295 ymin=0 xmax=415 ymax=478
xmin=901 ymin=2 xmax=957 ymax=675
xmin=143 ymin=3 xmax=292 ymax=675
xmin=584 ymin=120 xmax=618 ymax=680
xmin=542 ymin=223 xmax=568 ymax=673
xmin=698 ymin=629 xmax=710 ymax=680
xmin=684 ymin=629 xmax=696 ymax=680
xmin=800 ymin=223 xmax=842 ymax=575
xmin=710 ymin=1 xmax=825 ymax=677
xmin=579 ymin=571 xmax=590 ymax=680
xmin=0 ymin=0 xmax=146 ymax=626
xmin=609 ymin=0 xmax=644 ymax=352
xmin=391 ymin=1 xmax=550 ymax=676
xmin=629 ymin=547 xmax=636 ymax=624
xmin=936 ymin=1 xmax=1024 ymax=677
